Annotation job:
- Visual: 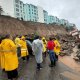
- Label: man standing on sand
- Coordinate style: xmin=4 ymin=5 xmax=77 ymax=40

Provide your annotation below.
xmin=32 ymin=36 xmax=43 ymax=70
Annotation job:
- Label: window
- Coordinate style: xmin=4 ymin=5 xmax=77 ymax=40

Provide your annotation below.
xmin=29 ymin=12 xmax=30 ymax=14
xmin=20 ymin=6 xmax=22 ymax=9
xmin=34 ymin=6 xmax=36 ymax=8
xmin=44 ymin=19 xmax=46 ymax=21
xmin=20 ymin=1 xmax=22 ymax=5
xmin=35 ymin=19 xmax=37 ymax=22
xmin=15 ymin=0 xmax=19 ymax=3
xmin=16 ymin=13 xmax=20 ymax=16
xmin=21 ymin=10 xmax=22 ymax=12
xmin=28 ymin=5 xmax=30 ymax=7
xmin=24 ymin=16 xmax=25 ymax=19
xmin=16 ymin=8 xmax=19 ymax=12
xmin=16 ymin=4 xmax=19 ymax=8
xmin=34 ymin=13 xmax=36 ymax=15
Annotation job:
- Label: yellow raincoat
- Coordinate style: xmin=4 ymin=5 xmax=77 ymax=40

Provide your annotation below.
xmin=20 ymin=36 xmax=29 ymax=57
xmin=15 ymin=37 xmax=21 ymax=47
xmin=0 ymin=44 xmax=1 ymax=69
xmin=0 ymin=39 xmax=18 ymax=71
xmin=54 ymin=40 xmax=61 ymax=55
xmin=42 ymin=37 xmax=47 ymax=53
xmin=0 ymin=44 xmax=5 ymax=69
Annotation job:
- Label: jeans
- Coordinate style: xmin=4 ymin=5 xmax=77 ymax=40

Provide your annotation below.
xmin=49 ymin=50 xmax=56 ymax=62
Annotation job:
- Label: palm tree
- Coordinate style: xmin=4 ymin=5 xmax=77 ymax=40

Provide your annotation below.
xmin=0 ymin=6 xmax=3 ymax=15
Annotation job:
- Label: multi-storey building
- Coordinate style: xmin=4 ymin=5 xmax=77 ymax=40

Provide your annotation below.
xmin=0 ymin=0 xmax=75 ymax=27
xmin=69 ymin=23 xmax=75 ymax=27
xmin=48 ymin=15 xmax=60 ymax=24
xmin=14 ymin=0 xmax=25 ymax=20
xmin=60 ymin=19 xmax=76 ymax=29
xmin=0 ymin=0 xmax=25 ymax=20
xmin=48 ymin=15 xmax=54 ymax=24
xmin=55 ymin=17 xmax=60 ymax=25
xmin=24 ymin=4 xmax=38 ymax=22
xmin=60 ymin=19 xmax=68 ymax=25
xmin=37 ymin=6 xmax=44 ymax=23
xmin=43 ymin=10 xmax=48 ymax=24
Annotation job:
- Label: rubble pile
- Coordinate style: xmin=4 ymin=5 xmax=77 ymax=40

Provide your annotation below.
xmin=59 ymin=34 xmax=76 ymax=56
xmin=72 ymin=43 xmax=80 ymax=61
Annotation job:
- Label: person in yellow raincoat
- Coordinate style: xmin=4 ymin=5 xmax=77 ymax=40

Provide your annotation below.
xmin=0 ymin=43 xmax=1 ymax=69
xmin=0 ymin=34 xmax=18 ymax=80
xmin=0 ymin=41 xmax=2 ymax=69
xmin=0 ymin=44 xmax=5 ymax=71
xmin=53 ymin=37 xmax=61 ymax=61
xmin=42 ymin=37 xmax=47 ymax=57
xmin=15 ymin=35 xmax=21 ymax=57
xmin=0 ymin=36 xmax=7 ymax=71
xmin=20 ymin=36 xmax=29 ymax=61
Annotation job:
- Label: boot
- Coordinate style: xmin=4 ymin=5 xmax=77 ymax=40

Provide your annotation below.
xmin=44 ymin=52 xmax=47 ymax=57
xmin=40 ymin=64 xmax=43 ymax=69
xmin=27 ymin=55 xmax=29 ymax=61
xmin=49 ymin=61 xmax=54 ymax=67
xmin=54 ymin=60 xmax=56 ymax=66
xmin=37 ymin=63 xmax=40 ymax=70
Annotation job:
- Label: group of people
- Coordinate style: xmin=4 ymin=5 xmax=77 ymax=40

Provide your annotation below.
xmin=32 ymin=36 xmax=61 ymax=70
xmin=0 ymin=34 xmax=61 ymax=80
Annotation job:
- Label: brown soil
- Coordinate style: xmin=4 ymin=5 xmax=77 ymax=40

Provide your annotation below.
xmin=0 ymin=15 xmax=68 ymax=37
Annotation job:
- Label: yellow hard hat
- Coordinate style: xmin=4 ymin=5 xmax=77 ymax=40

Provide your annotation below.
xmin=21 ymin=36 xmax=25 ymax=39
xmin=42 ymin=37 xmax=45 ymax=40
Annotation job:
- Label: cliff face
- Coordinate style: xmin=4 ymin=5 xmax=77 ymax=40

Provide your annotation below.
xmin=0 ymin=15 xmax=68 ymax=36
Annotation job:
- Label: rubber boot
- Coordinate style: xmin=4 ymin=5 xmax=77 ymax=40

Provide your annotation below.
xmin=54 ymin=60 xmax=56 ymax=66
xmin=37 ymin=63 xmax=40 ymax=70
xmin=49 ymin=61 xmax=54 ymax=67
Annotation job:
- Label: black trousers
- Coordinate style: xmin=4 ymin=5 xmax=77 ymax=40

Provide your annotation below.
xmin=27 ymin=55 xmax=29 ymax=61
xmin=22 ymin=57 xmax=26 ymax=60
xmin=6 ymin=69 xmax=18 ymax=79
xmin=22 ymin=55 xmax=29 ymax=61
xmin=55 ymin=54 xmax=58 ymax=61
xmin=17 ymin=47 xmax=21 ymax=57
xmin=43 ymin=51 xmax=47 ymax=57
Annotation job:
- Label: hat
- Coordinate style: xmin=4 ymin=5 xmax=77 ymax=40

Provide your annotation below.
xmin=42 ymin=37 xmax=45 ymax=40
xmin=21 ymin=36 xmax=25 ymax=39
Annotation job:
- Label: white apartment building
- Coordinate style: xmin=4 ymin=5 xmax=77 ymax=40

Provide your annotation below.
xmin=0 ymin=0 xmax=25 ymax=20
xmin=37 ymin=6 xmax=44 ymax=23
xmin=14 ymin=0 xmax=25 ymax=20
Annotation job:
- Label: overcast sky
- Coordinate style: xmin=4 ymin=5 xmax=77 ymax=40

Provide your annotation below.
xmin=21 ymin=0 xmax=80 ymax=30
